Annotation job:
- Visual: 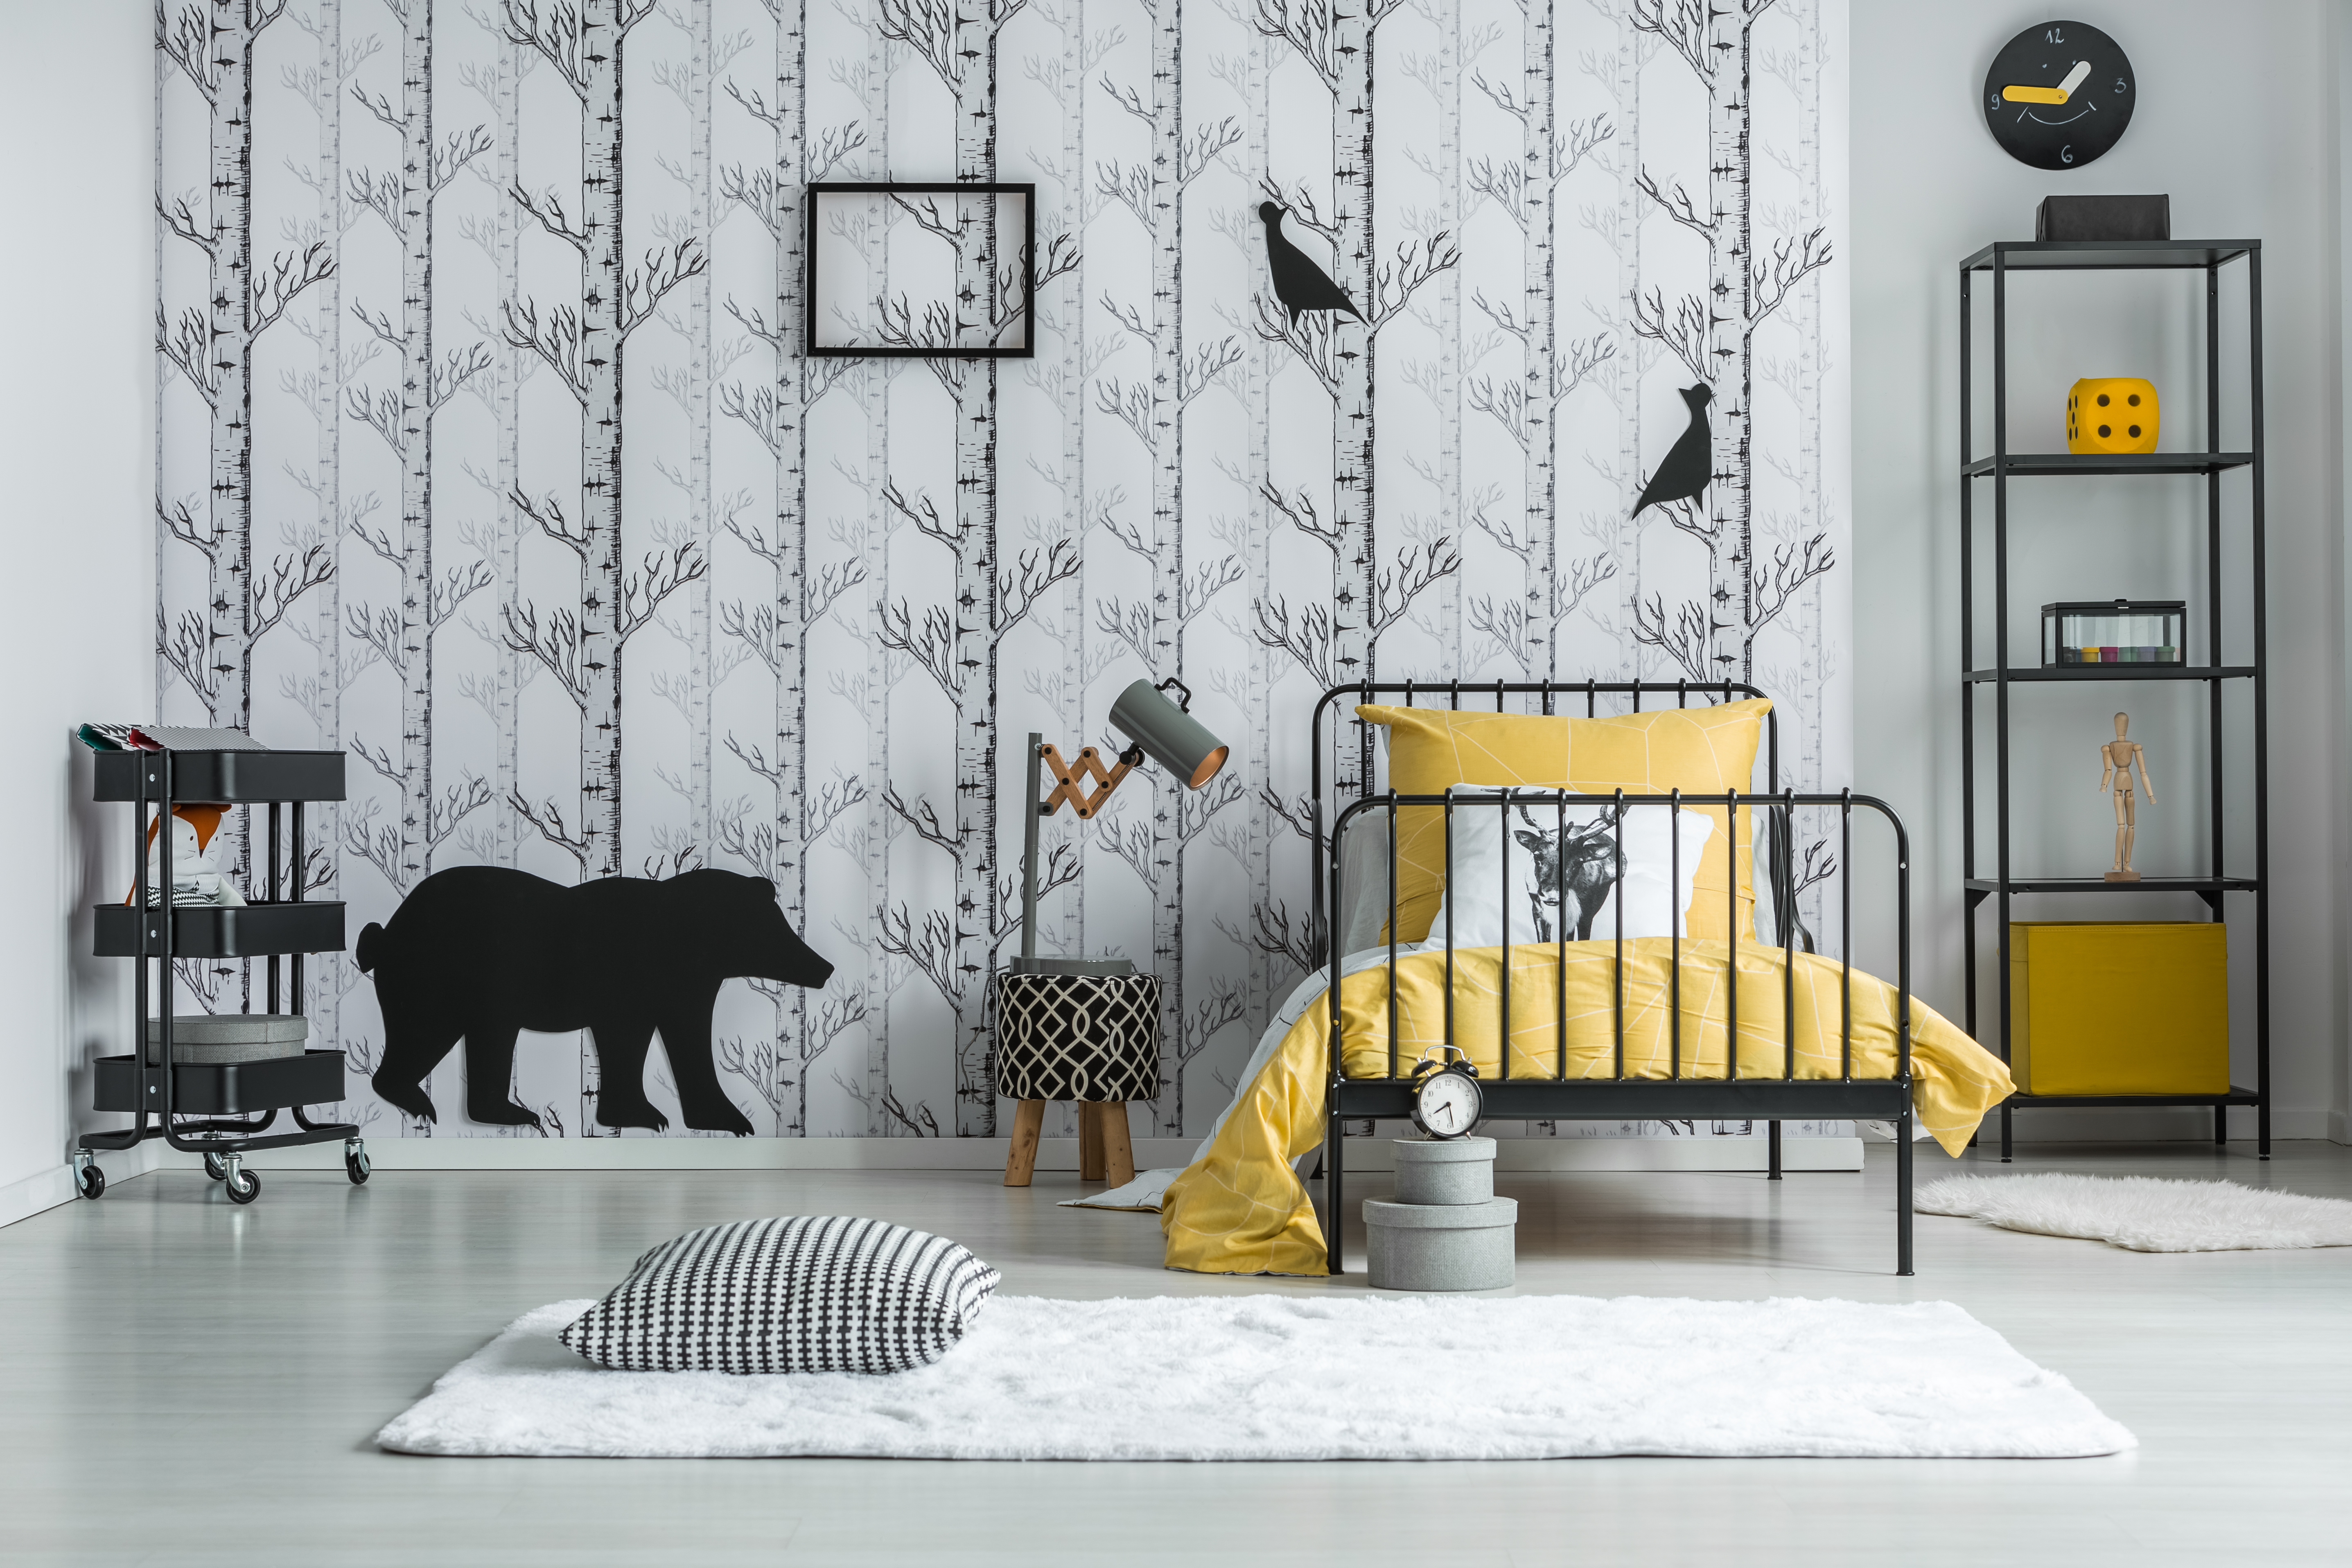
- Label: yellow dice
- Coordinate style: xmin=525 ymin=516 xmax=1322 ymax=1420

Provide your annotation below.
xmin=2066 ymin=378 xmax=2160 ymax=455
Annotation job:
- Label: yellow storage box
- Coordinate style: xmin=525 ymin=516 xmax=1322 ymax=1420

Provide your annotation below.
xmin=2009 ymin=922 xmax=2228 ymax=1095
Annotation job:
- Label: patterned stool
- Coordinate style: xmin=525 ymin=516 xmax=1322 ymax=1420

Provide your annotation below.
xmin=993 ymin=972 xmax=1161 ymax=1188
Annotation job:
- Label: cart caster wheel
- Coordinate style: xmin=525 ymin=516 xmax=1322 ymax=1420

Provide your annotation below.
xmin=224 ymin=1168 xmax=261 ymax=1205
xmin=345 ymin=1146 xmax=370 ymax=1185
xmin=204 ymin=1153 xmax=228 ymax=1182
xmin=76 ymin=1163 xmax=105 ymax=1200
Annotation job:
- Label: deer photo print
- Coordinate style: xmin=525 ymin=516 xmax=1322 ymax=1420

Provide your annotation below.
xmin=154 ymin=0 xmax=1849 ymax=1141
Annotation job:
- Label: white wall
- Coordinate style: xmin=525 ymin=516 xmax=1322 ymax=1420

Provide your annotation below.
xmin=1853 ymin=1 xmax=2344 ymax=1140
xmin=0 ymin=0 xmax=158 ymax=1223
xmin=2338 ymin=0 xmax=2352 ymax=1142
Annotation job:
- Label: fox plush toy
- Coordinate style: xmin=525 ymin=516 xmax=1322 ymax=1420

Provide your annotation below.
xmin=128 ymin=804 xmax=244 ymax=907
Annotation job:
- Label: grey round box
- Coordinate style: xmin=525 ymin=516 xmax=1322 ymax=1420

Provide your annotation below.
xmin=144 ymin=1013 xmax=308 ymax=1066
xmin=1363 ymin=1196 xmax=1518 ymax=1292
xmin=1394 ymin=1135 xmax=1496 ymax=1205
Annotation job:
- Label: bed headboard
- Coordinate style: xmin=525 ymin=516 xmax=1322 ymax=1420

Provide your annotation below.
xmin=1303 ymin=679 xmax=1798 ymax=963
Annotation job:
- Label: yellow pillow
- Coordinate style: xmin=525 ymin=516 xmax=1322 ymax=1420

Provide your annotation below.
xmin=1357 ymin=699 xmax=1770 ymax=945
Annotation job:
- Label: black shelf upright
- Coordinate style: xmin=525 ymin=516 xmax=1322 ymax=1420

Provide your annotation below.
xmin=1959 ymin=239 xmax=2268 ymax=1161
xmin=70 ymin=744 xmax=368 ymax=1203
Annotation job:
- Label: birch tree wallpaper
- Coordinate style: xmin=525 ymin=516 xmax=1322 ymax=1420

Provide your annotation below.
xmin=154 ymin=0 xmax=1851 ymax=1141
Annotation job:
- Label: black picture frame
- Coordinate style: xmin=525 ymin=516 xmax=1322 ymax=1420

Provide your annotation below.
xmin=803 ymin=182 xmax=1038 ymax=360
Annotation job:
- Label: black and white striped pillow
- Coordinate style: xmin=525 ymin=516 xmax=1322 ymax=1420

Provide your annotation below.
xmin=559 ymin=1216 xmax=1000 ymax=1375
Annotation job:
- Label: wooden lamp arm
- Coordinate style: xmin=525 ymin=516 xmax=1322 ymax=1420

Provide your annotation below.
xmin=1038 ymin=742 xmax=1144 ymax=820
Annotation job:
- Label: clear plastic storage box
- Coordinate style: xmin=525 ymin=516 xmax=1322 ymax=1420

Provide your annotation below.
xmin=2041 ymin=600 xmax=2186 ymax=667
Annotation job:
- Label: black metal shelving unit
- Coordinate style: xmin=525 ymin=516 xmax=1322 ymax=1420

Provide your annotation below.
xmin=71 ymin=745 xmax=368 ymax=1203
xmin=1960 ymin=239 xmax=2268 ymax=1162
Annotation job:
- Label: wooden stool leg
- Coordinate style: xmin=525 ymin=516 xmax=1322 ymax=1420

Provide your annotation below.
xmin=1004 ymin=1100 xmax=1046 ymax=1187
xmin=1097 ymin=1102 xmax=1135 ymax=1188
xmin=1078 ymin=1100 xmax=1105 ymax=1180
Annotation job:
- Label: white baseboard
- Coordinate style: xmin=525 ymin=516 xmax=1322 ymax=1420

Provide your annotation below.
xmin=152 ymin=1133 xmax=1864 ymax=1174
xmin=50 ymin=1113 xmax=2338 ymax=1191
xmin=0 ymin=1141 xmax=167 ymax=1230
xmin=1329 ymin=1136 xmax=1862 ymax=1173
xmin=0 ymin=1164 xmax=86 ymax=1229
xmin=1997 ymin=1106 xmax=2332 ymax=1143
xmin=168 ymin=1135 xmax=1205 ymax=1173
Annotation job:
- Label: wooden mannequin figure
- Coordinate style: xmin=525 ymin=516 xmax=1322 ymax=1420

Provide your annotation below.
xmin=2098 ymin=711 xmax=2156 ymax=881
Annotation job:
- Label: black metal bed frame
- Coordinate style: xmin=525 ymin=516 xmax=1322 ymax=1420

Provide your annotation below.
xmin=1309 ymin=679 xmax=1916 ymax=1277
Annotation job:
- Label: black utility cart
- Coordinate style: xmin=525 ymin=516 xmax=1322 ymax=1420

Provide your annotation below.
xmin=72 ymin=743 xmax=366 ymax=1203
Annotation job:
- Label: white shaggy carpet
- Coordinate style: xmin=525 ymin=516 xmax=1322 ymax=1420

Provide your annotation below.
xmin=378 ymin=1293 xmax=2132 ymax=1460
xmin=1917 ymin=1171 xmax=2352 ymax=1253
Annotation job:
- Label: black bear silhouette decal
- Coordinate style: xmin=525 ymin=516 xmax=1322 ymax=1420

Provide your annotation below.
xmin=356 ymin=867 xmax=834 ymax=1135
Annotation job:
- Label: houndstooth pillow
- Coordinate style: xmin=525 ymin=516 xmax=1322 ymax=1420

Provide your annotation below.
xmin=559 ymin=1216 xmax=1000 ymax=1375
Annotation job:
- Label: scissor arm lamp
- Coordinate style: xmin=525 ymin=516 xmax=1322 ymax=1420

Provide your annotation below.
xmin=1016 ymin=677 xmax=1232 ymax=970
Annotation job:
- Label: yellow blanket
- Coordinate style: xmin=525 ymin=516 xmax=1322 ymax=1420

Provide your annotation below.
xmin=1160 ymin=940 xmax=2013 ymax=1276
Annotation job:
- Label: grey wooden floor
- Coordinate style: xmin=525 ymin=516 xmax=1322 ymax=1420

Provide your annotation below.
xmin=3 ymin=1142 xmax=2348 ymax=1568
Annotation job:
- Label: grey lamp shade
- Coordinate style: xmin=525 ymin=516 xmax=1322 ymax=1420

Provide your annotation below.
xmin=1108 ymin=678 xmax=1229 ymax=789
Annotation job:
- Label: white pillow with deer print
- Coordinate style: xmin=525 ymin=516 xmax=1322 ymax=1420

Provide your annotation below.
xmin=1423 ymin=788 xmax=1714 ymax=950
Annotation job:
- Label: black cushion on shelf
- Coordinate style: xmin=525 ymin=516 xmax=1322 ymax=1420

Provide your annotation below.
xmin=993 ymin=971 xmax=1162 ymax=1103
xmin=558 ymin=1216 xmax=1000 ymax=1376
xmin=2035 ymin=194 xmax=2170 ymax=242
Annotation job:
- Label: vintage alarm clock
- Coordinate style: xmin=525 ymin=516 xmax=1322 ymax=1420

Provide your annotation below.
xmin=1408 ymin=1045 xmax=1483 ymax=1139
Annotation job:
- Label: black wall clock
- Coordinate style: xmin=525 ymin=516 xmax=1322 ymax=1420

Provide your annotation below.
xmin=1983 ymin=20 xmax=2135 ymax=170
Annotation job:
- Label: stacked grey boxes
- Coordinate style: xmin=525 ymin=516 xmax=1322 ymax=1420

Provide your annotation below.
xmin=1363 ymin=1137 xmax=1517 ymax=1291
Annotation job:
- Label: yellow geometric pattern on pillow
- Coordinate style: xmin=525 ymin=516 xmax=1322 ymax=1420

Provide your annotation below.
xmin=1357 ymin=698 xmax=1770 ymax=947
xmin=1158 ymin=939 xmax=2013 ymax=1277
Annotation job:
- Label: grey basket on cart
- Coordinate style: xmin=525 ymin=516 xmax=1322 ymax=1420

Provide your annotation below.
xmin=143 ymin=1013 xmax=308 ymax=1067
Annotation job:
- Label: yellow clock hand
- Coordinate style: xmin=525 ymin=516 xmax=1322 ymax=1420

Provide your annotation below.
xmin=2004 ymin=60 xmax=2091 ymax=105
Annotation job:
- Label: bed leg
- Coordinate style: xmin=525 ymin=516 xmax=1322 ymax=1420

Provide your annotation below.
xmin=1767 ymin=1120 xmax=1782 ymax=1180
xmin=1325 ymin=1112 xmax=1345 ymax=1277
xmin=1896 ymin=1103 xmax=1915 ymax=1277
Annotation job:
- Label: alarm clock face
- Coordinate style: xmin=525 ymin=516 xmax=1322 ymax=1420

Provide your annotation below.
xmin=1983 ymin=21 xmax=2134 ymax=170
xmin=1413 ymin=1069 xmax=1481 ymax=1139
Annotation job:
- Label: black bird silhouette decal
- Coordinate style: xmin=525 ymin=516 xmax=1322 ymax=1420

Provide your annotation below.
xmin=1631 ymin=384 xmax=1713 ymax=517
xmin=1259 ymin=202 xmax=1363 ymax=326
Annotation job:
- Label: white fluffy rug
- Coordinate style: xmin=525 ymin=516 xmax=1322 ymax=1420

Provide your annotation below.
xmin=1917 ymin=1172 xmax=2352 ymax=1252
xmin=378 ymin=1293 xmax=2131 ymax=1460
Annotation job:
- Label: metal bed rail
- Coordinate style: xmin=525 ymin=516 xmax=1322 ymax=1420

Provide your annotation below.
xmin=1303 ymin=681 xmax=1916 ymax=1276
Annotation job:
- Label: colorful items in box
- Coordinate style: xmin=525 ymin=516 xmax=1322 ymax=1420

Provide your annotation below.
xmin=2065 ymin=644 xmax=2178 ymax=665
xmin=2041 ymin=600 xmax=2186 ymax=669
